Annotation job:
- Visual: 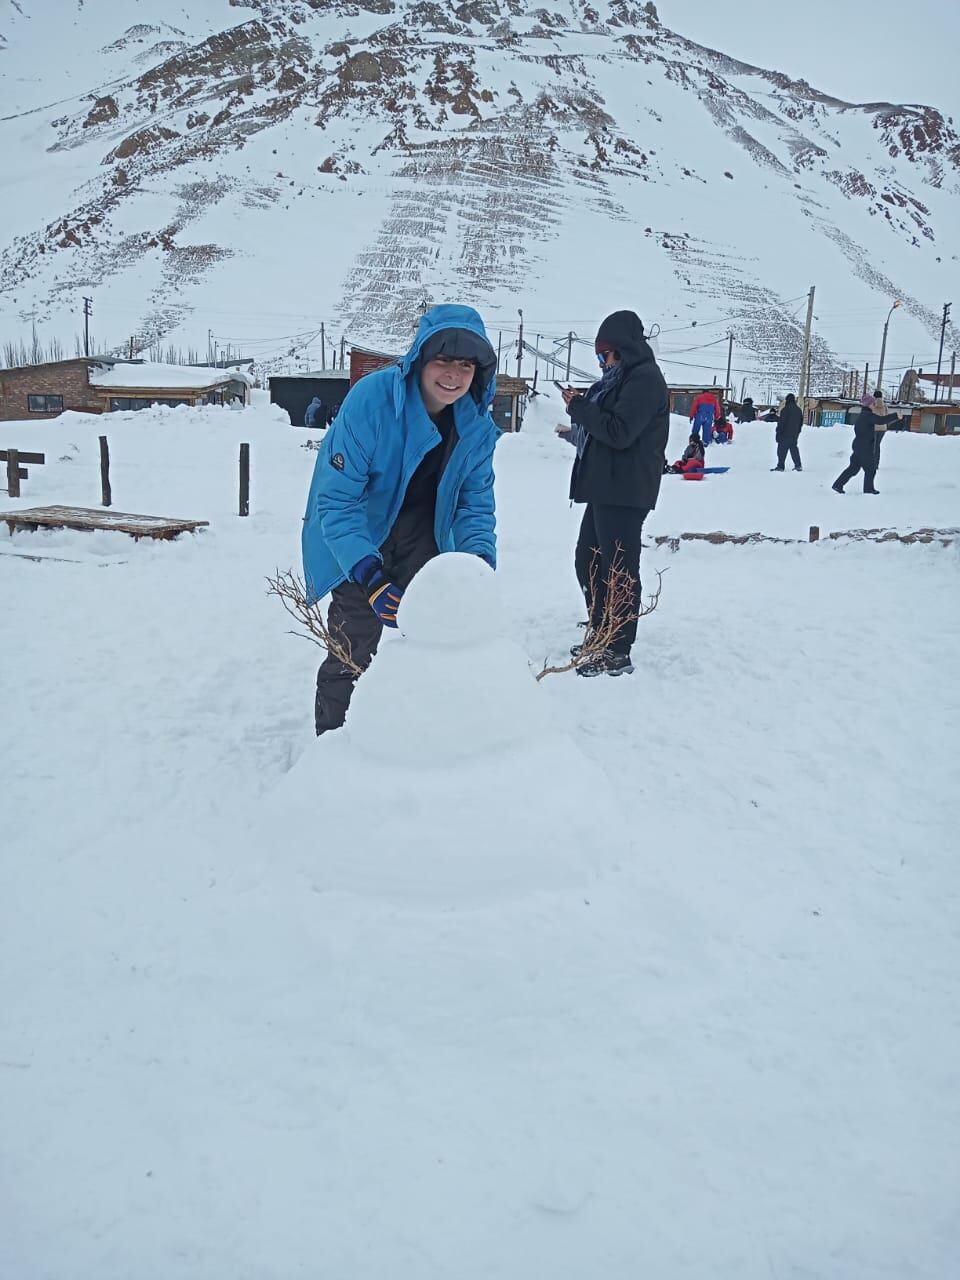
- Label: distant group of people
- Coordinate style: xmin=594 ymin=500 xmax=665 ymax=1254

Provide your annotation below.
xmin=687 ymin=389 xmax=734 ymax=445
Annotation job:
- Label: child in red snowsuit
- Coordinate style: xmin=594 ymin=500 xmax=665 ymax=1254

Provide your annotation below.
xmin=670 ymin=434 xmax=706 ymax=475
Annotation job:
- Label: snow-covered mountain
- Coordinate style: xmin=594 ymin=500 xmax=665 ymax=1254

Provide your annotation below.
xmin=1 ymin=0 xmax=958 ymax=390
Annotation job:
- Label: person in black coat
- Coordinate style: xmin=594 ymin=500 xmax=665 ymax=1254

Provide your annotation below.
xmin=736 ymin=397 xmax=756 ymax=423
xmin=772 ymin=393 xmax=803 ymax=470
xmin=560 ymin=310 xmax=669 ymax=677
xmin=832 ymin=396 xmax=902 ymax=494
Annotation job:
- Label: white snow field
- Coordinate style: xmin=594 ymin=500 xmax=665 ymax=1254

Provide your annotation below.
xmin=1 ymin=394 xmax=958 ymax=1279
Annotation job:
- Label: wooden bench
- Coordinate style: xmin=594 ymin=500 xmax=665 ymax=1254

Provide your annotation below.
xmin=0 ymin=505 xmax=209 ymax=540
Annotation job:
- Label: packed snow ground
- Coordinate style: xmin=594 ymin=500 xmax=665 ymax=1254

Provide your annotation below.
xmin=2 ymin=393 xmax=959 ymax=1279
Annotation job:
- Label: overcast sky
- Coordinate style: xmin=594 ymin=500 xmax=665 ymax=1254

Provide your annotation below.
xmin=666 ymin=1 xmax=960 ymax=118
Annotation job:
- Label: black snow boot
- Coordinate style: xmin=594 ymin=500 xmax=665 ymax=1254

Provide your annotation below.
xmin=576 ymin=649 xmax=634 ymax=678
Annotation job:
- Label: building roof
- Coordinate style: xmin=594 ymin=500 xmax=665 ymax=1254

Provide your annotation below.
xmin=269 ymin=369 xmax=351 ymax=382
xmin=88 ymin=361 xmax=253 ymax=390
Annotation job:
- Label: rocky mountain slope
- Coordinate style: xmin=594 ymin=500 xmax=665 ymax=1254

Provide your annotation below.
xmin=1 ymin=0 xmax=957 ymax=388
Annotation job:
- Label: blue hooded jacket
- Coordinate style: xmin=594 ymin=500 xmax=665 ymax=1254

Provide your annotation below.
xmin=302 ymin=304 xmax=499 ymax=601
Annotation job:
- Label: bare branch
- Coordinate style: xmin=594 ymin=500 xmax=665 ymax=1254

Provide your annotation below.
xmin=266 ymin=568 xmax=364 ymax=676
xmin=537 ymin=556 xmax=665 ymax=682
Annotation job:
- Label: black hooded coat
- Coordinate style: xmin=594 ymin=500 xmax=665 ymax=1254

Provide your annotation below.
xmin=775 ymin=397 xmax=803 ymax=444
xmin=851 ymin=407 xmax=901 ymax=466
xmin=567 ymin=311 xmax=670 ymax=509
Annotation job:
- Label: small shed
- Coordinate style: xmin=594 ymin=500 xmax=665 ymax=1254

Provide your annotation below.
xmin=666 ymin=383 xmax=727 ymax=418
xmin=0 ymin=357 xmax=250 ymax=421
xmin=269 ymin=369 xmax=351 ymax=427
xmin=349 ymin=346 xmax=398 ymax=385
xmin=492 ymin=374 xmax=529 ymax=432
xmin=88 ymin=361 xmax=251 ymax=411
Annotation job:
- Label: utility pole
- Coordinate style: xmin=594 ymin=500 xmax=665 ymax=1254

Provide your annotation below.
xmin=724 ymin=331 xmax=734 ymax=398
xmin=320 ymin=322 xmax=326 ymax=371
xmin=934 ymin=302 xmax=952 ymax=402
xmin=496 ymin=331 xmax=502 ymax=369
xmin=516 ymin=308 xmax=523 ymax=379
xmin=534 ymin=334 xmax=541 ymax=383
xmin=339 ymin=336 xmax=346 ymax=369
xmin=799 ymin=286 xmax=815 ymax=401
xmin=948 ymin=351 xmax=956 ymax=404
xmin=208 ymin=329 xmax=213 ymax=364
xmin=863 ymin=362 xmax=869 ymax=399
xmin=876 ymin=300 xmax=900 ymax=399
xmin=565 ymin=332 xmax=574 ymax=381
xmin=82 ymin=296 xmax=93 ymax=358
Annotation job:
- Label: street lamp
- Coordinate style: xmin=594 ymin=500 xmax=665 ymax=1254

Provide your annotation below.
xmin=876 ymin=299 xmax=900 ymax=397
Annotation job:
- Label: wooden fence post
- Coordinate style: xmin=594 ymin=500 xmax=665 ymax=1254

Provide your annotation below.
xmin=239 ymin=442 xmax=250 ymax=517
xmin=6 ymin=448 xmax=20 ymax=499
xmin=809 ymin=525 xmax=820 ymax=543
xmin=99 ymin=436 xmax=112 ymax=507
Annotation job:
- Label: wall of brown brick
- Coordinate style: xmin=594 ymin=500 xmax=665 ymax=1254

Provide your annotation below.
xmin=0 ymin=359 xmax=102 ymax=422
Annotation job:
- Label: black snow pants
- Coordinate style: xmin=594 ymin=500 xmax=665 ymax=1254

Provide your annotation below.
xmin=833 ymin=448 xmax=878 ymax=493
xmin=574 ymin=503 xmax=648 ymax=656
xmin=315 ymin=515 xmax=438 ymax=734
xmin=775 ymin=440 xmax=802 ymax=469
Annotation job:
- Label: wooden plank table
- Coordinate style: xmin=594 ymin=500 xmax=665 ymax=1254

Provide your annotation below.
xmin=0 ymin=505 xmax=209 ymax=540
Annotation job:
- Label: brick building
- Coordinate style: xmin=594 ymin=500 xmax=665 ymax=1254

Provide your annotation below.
xmin=0 ymin=357 xmax=250 ymax=422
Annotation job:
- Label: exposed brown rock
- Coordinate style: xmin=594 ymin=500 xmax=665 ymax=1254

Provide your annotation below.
xmin=84 ymin=96 xmax=119 ymax=128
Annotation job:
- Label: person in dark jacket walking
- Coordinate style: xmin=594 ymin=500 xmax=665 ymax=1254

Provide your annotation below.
xmin=302 ymin=304 xmax=499 ymax=733
xmin=561 ymin=310 xmax=669 ymax=678
xmin=772 ymin=393 xmax=803 ymax=470
xmin=831 ymin=395 xmax=902 ymax=494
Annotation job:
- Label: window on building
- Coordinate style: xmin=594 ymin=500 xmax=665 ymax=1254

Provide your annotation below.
xmin=108 ymin=397 xmax=192 ymax=412
xmin=27 ymin=394 xmax=64 ymax=413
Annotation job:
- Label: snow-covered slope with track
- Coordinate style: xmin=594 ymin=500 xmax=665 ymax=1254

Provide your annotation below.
xmin=1 ymin=0 xmax=957 ymax=388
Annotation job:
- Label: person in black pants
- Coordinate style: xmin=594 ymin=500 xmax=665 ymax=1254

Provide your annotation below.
xmin=832 ymin=395 xmax=902 ymax=495
xmin=302 ymin=305 xmax=499 ymax=734
xmin=772 ymin=393 xmax=803 ymax=470
xmin=561 ymin=310 xmax=669 ymax=677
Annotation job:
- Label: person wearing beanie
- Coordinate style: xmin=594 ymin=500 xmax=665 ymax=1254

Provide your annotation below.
xmin=772 ymin=392 xmax=803 ymax=471
xmin=832 ymin=393 xmax=902 ymax=495
xmin=736 ymin=396 xmax=756 ymax=423
xmin=560 ymin=309 xmax=669 ymax=677
xmin=302 ymin=304 xmax=499 ymax=733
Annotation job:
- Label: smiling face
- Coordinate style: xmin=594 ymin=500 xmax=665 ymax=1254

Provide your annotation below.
xmin=420 ymin=355 xmax=476 ymax=417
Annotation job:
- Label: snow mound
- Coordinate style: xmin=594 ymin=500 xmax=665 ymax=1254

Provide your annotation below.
xmin=265 ymin=554 xmax=628 ymax=907
xmin=345 ymin=552 xmax=552 ymax=765
xmin=396 ymin=550 xmax=499 ymax=648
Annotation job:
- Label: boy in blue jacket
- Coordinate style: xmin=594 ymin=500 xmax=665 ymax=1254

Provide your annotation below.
xmin=302 ymin=304 xmax=499 ymax=734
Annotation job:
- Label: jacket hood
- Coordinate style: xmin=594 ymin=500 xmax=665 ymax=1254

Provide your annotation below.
xmin=397 ymin=304 xmax=498 ymax=413
xmin=595 ymin=310 xmax=653 ymax=368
